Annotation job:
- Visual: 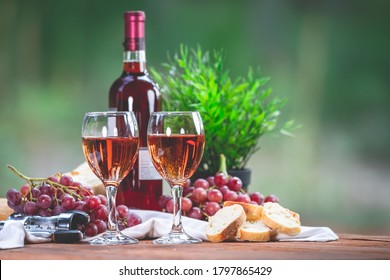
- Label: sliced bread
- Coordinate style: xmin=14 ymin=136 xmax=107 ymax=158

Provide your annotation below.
xmin=260 ymin=202 xmax=301 ymax=235
xmin=223 ymin=201 xmax=263 ymax=222
xmin=206 ymin=204 xmax=246 ymax=243
xmin=0 ymin=198 xmax=13 ymax=220
xmin=237 ymin=220 xmax=272 ymax=242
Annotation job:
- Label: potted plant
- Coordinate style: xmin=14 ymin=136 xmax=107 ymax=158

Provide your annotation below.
xmin=151 ymin=45 xmax=297 ymax=188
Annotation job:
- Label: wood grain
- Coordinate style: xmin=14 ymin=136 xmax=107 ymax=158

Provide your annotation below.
xmin=1 ymin=234 xmax=389 ymax=260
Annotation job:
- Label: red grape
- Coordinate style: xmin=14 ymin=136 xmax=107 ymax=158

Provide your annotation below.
xmin=78 ymin=186 xmax=93 ymax=197
xmin=6 ymin=189 xmax=22 ymax=206
xmin=218 ymin=185 xmax=230 ymax=195
xmin=31 ymin=188 xmax=41 ymax=199
xmin=39 ymin=184 xmax=55 ymax=197
xmin=117 ymin=221 xmax=126 ymax=231
xmin=227 ymin=176 xmax=243 ymax=192
xmin=86 ymin=195 xmax=101 ymax=210
xmin=20 ymin=184 xmax=30 ymax=197
xmin=206 ymin=176 xmax=215 ymax=187
xmin=24 ymin=201 xmax=38 ymax=215
xmin=97 ymin=194 xmax=107 ymax=206
xmin=74 ymin=201 xmax=88 ymax=212
xmin=223 ymin=190 xmax=238 ymax=201
xmin=188 ymin=207 xmax=203 ymax=220
xmin=47 ymin=176 xmax=59 ymax=184
xmin=183 ymin=186 xmax=194 ymax=197
xmin=8 ymin=201 xmax=24 ymax=213
xmin=250 ymin=192 xmax=264 ymax=205
xmin=94 ymin=205 xmax=108 ymax=220
xmin=193 ymin=178 xmax=209 ymax=189
xmin=158 ymin=194 xmax=171 ymax=209
xmin=88 ymin=212 xmax=96 ymax=222
xmin=37 ymin=194 xmax=52 ymax=209
xmin=95 ymin=220 xmax=107 ymax=234
xmin=191 ymin=187 xmax=207 ymax=203
xmin=61 ymin=195 xmax=76 ymax=210
xmin=71 ymin=181 xmax=82 ymax=188
xmin=166 ymin=199 xmax=174 ymax=213
xmin=117 ymin=205 xmax=129 ymax=219
xmin=125 ymin=212 xmax=142 ymax=227
xmin=205 ymin=202 xmax=221 ymax=216
xmin=84 ymin=222 xmax=98 ymax=237
xmin=236 ymin=193 xmax=251 ymax=203
xmin=59 ymin=175 xmax=73 ymax=186
xmin=207 ymin=189 xmax=223 ymax=203
xmin=214 ymin=172 xmax=228 ymax=187
xmin=181 ymin=197 xmax=193 ymax=212
xmin=264 ymin=194 xmax=280 ymax=203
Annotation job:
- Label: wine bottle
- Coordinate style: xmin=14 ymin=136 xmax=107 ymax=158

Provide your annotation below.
xmin=109 ymin=11 xmax=162 ymax=210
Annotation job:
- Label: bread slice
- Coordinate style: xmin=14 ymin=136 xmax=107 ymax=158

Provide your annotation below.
xmin=206 ymin=204 xmax=246 ymax=242
xmin=237 ymin=220 xmax=272 ymax=242
xmin=0 ymin=198 xmax=13 ymax=220
xmin=223 ymin=201 xmax=263 ymax=222
xmin=260 ymin=202 xmax=301 ymax=235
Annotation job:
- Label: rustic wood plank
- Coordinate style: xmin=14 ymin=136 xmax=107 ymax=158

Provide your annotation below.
xmin=1 ymin=234 xmax=389 ymax=260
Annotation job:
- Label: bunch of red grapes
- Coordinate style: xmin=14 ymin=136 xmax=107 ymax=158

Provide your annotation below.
xmin=6 ymin=173 xmax=141 ymax=237
xmin=158 ymin=171 xmax=280 ymax=220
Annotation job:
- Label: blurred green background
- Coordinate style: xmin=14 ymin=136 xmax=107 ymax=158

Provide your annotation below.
xmin=1 ymin=0 xmax=389 ymax=234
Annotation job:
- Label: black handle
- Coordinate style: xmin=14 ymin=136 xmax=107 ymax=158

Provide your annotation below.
xmin=57 ymin=210 xmax=90 ymax=230
xmin=53 ymin=230 xmax=83 ymax=243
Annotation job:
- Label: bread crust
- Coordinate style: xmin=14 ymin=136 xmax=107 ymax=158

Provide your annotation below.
xmin=260 ymin=202 xmax=301 ymax=235
xmin=0 ymin=198 xmax=13 ymax=220
xmin=223 ymin=201 xmax=263 ymax=221
xmin=237 ymin=221 xmax=271 ymax=242
xmin=206 ymin=204 xmax=246 ymax=242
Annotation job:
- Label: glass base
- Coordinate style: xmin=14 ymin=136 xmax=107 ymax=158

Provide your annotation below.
xmin=153 ymin=232 xmax=202 ymax=245
xmin=89 ymin=230 xmax=138 ymax=246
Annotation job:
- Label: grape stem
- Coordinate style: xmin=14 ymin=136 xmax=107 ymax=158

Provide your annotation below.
xmin=7 ymin=164 xmax=83 ymax=200
xmin=218 ymin=154 xmax=229 ymax=178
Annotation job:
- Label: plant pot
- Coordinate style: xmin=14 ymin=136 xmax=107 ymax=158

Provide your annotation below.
xmin=191 ymin=168 xmax=251 ymax=191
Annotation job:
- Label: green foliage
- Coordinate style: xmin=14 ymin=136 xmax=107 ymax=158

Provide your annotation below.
xmin=151 ymin=44 xmax=298 ymax=173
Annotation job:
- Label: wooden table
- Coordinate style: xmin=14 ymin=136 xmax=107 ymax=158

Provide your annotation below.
xmin=1 ymin=233 xmax=389 ymax=259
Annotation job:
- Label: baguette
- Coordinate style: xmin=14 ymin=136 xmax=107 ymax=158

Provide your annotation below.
xmin=260 ymin=202 xmax=301 ymax=235
xmin=223 ymin=201 xmax=263 ymax=221
xmin=206 ymin=204 xmax=246 ymax=243
xmin=237 ymin=220 xmax=272 ymax=242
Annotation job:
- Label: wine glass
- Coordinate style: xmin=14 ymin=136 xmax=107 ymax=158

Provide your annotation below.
xmin=147 ymin=111 xmax=205 ymax=244
xmin=81 ymin=111 xmax=140 ymax=245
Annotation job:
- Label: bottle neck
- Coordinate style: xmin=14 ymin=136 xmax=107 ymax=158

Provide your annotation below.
xmin=122 ymin=50 xmax=147 ymax=74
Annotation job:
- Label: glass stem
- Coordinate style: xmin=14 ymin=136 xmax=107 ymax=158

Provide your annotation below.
xmin=105 ymin=185 xmax=118 ymax=232
xmin=170 ymin=185 xmax=184 ymax=234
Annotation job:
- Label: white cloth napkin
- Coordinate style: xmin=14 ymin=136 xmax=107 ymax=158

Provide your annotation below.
xmin=0 ymin=220 xmax=51 ymax=250
xmin=84 ymin=210 xmax=339 ymax=242
xmin=0 ymin=210 xmax=338 ymax=249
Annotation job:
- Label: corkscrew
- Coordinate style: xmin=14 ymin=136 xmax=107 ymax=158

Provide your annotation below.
xmin=0 ymin=210 xmax=89 ymax=243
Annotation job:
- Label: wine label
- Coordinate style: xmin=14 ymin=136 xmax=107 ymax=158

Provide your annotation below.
xmin=139 ymin=147 xmax=162 ymax=180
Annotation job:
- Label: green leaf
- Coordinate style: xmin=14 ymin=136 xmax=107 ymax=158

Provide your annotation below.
xmin=151 ymin=44 xmax=299 ymax=173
